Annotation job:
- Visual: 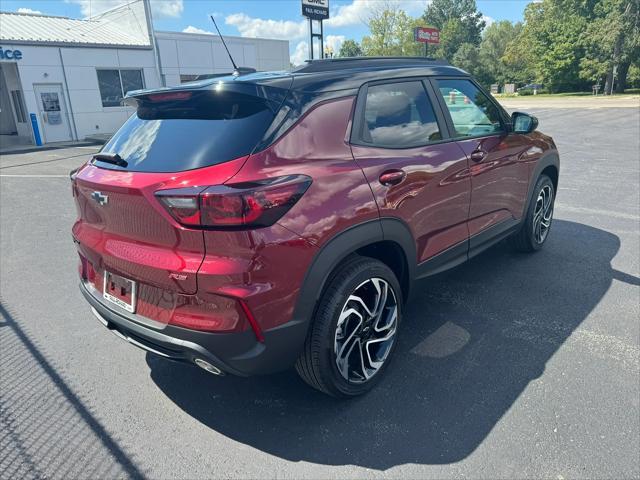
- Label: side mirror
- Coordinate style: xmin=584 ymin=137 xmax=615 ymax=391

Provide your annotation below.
xmin=511 ymin=112 xmax=539 ymax=134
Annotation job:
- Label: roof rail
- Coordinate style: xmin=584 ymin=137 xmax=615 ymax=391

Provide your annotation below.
xmin=294 ymin=56 xmax=450 ymax=73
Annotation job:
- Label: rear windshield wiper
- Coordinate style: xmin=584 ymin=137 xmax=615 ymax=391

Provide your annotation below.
xmin=93 ymin=152 xmax=128 ymax=168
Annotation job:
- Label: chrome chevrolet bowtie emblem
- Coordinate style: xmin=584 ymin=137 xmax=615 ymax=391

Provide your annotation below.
xmin=91 ymin=191 xmax=109 ymax=206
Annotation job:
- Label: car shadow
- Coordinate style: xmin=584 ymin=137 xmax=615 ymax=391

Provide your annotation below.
xmin=146 ymin=219 xmax=633 ymax=469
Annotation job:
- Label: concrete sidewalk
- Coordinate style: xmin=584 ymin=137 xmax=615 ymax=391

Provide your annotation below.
xmin=0 ymin=139 xmax=105 ymax=156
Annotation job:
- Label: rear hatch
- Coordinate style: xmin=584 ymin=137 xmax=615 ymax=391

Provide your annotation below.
xmin=73 ymin=79 xmax=290 ymax=302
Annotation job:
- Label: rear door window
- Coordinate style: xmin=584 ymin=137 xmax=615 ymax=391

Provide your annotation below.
xmin=97 ymin=87 xmax=282 ymax=173
xmin=357 ymin=81 xmax=442 ymax=149
xmin=436 ymin=79 xmax=504 ymax=138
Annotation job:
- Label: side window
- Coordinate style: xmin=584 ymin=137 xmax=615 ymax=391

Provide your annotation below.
xmin=359 ymin=81 xmax=442 ymax=148
xmin=437 ymin=79 xmax=504 ymax=137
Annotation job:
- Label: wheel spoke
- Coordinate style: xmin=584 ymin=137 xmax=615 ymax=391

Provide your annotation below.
xmin=346 ymin=293 xmax=375 ymax=317
xmin=335 ymin=309 xmax=363 ymax=379
xmin=356 ymin=338 xmax=371 ymax=380
xmin=334 ymin=277 xmax=399 ymax=384
xmin=374 ymin=303 xmax=397 ymax=333
xmin=532 ymin=184 xmax=554 ymax=244
xmin=365 ymin=325 xmax=397 ymax=369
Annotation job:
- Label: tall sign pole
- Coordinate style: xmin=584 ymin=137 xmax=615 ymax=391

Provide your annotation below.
xmin=302 ymin=0 xmax=329 ymax=59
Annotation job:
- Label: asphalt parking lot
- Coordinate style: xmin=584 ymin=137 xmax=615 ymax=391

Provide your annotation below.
xmin=1 ymin=104 xmax=639 ymax=479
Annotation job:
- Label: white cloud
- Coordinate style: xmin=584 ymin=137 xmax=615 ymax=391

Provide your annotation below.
xmin=483 ymin=14 xmax=495 ymax=28
xmin=151 ymin=0 xmax=183 ymax=18
xmin=291 ymin=41 xmax=309 ymax=66
xmin=182 ymin=25 xmax=213 ymax=35
xmin=225 ymin=13 xmax=306 ymax=40
xmin=17 ymin=7 xmax=43 ymax=14
xmin=325 ymin=35 xmax=345 ymax=57
xmin=326 ymin=0 xmax=426 ymax=28
xmin=66 ymin=0 xmax=183 ymax=19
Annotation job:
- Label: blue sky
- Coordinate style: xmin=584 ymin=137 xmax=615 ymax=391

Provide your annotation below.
xmin=4 ymin=1 xmax=533 ymax=63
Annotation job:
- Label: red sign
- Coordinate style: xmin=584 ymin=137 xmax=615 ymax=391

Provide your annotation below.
xmin=414 ymin=27 xmax=440 ymax=44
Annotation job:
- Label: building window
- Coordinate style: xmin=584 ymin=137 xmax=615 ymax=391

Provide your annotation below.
xmin=10 ymin=90 xmax=27 ymax=123
xmin=97 ymin=69 xmax=145 ymax=107
xmin=180 ymin=74 xmax=200 ymax=84
xmin=180 ymin=74 xmax=226 ymax=84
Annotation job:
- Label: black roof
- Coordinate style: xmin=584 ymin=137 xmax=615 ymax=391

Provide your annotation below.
xmin=288 ymin=57 xmax=468 ymax=92
xmin=127 ymin=57 xmax=469 ymax=100
xmin=293 ymin=56 xmax=451 ymax=73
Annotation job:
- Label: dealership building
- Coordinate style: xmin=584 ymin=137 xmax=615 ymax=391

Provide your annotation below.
xmin=0 ymin=0 xmax=289 ymax=147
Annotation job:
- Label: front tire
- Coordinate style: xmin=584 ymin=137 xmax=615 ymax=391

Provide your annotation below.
xmin=511 ymin=174 xmax=555 ymax=252
xmin=295 ymin=256 xmax=402 ymax=398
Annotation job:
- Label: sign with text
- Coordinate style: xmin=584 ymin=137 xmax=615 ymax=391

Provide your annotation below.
xmin=414 ymin=27 xmax=440 ymax=44
xmin=302 ymin=0 xmax=329 ymax=20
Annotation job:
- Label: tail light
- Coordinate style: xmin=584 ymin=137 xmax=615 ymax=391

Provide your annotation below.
xmin=155 ymin=175 xmax=311 ymax=229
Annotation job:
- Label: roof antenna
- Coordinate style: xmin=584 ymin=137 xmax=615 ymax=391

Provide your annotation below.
xmin=210 ymin=15 xmax=240 ymax=76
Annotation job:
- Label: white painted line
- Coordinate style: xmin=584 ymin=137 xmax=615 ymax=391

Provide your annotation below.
xmin=556 ymin=203 xmax=640 ymax=221
xmin=0 ymin=174 xmax=68 ymax=178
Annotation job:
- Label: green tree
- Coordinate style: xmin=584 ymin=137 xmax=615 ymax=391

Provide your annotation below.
xmin=453 ymin=43 xmax=484 ymax=79
xmin=437 ymin=18 xmax=472 ymax=59
xmin=504 ymin=0 xmax=588 ymax=92
xmin=479 ymin=20 xmax=523 ymax=84
xmin=422 ymin=0 xmax=486 ymax=59
xmin=338 ymin=39 xmax=363 ymax=57
xmin=579 ymin=0 xmax=640 ymax=93
xmin=361 ymin=5 xmax=422 ymax=56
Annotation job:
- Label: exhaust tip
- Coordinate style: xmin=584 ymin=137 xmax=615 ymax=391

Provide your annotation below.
xmin=194 ymin=358 xmax=224 ymax=376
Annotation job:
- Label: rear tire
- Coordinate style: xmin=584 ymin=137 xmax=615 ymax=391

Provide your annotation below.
xmin=295 ymin=256 xmax=402 ymax=398
xmin=511 ymin=174 xmax=555 ymax=252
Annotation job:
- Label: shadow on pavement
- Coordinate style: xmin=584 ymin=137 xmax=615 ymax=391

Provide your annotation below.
xmin=0 ymin=303 xmax=143 ymax=479
xmin=147 ymin=220 xmax=634 ymax=469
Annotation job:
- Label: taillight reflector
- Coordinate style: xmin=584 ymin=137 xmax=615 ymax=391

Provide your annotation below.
xmin=156 ymin=175 xmax=311 ymax=229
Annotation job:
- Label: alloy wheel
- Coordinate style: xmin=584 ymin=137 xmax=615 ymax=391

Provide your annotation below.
xmin=333 ymin=277 xmax=398 ymax=384
xmin=533 ymin=184 xmax=554 ymax=244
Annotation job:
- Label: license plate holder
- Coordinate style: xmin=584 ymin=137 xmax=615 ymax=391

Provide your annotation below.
xmin=103 ymin=270 xmax=136 ymax=313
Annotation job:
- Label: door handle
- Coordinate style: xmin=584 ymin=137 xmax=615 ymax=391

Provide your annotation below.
xmin=379 ymin=169 xmax=406 ymax=186
xmin=470 ymin=149 xmax=487 ymax=162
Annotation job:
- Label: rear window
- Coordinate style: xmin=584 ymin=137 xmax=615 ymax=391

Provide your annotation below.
xmin=96 ymin=87 xmax=283 ymax=173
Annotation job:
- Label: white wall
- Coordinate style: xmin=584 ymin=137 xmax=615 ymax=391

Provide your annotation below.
xmin=7 ymin=33 xmax=288 ymax=143
xmin=14 ymin=44 xmax=160 ymax=141
xmin=156 ymin=32 xmax=289 ymax=86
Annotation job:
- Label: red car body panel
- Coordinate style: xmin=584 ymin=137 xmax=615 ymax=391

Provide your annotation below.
xmin=351 ymin=141 xmax=471 ymax=263
xmin=455 ymin=134 xmax=531 ymax=236
xmin=231 ymin=96 xmax=380 ymax=248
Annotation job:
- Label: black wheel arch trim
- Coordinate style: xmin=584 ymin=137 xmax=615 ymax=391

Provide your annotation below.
xmin=290 ymin=218 xmax=416 ymax=341
xmin=525 ymin=151 xmax=559 ymax=215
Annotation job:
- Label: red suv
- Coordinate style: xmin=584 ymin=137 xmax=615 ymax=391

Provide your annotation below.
xmin=72 ymin=58 xmax=558 ymax=397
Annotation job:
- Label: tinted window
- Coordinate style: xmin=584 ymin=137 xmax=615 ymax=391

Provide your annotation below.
xmin=98 ymin=89 xmax=278 ymax=173
xmin=360 ymin=81 xmax=442 ymax=148
xmin=97 ymin=70 xmax=122 ymax=107
xmin=437 ymin=79 xmax=504 ymax=137
xmin=97 ymin=69 xmax=145 ymax=107
xmin=120 ymin=70 xmax=144 ymax=96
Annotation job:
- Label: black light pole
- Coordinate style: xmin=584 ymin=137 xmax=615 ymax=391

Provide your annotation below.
xmin=302 ymin=0 xmax=329 ymax=60
xmin=308 ymin=19 xmax=325 ymax=59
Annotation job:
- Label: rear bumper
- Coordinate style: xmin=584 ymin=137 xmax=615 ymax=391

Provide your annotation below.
xmin=80 ymin=282 xmax=308 ymax=376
